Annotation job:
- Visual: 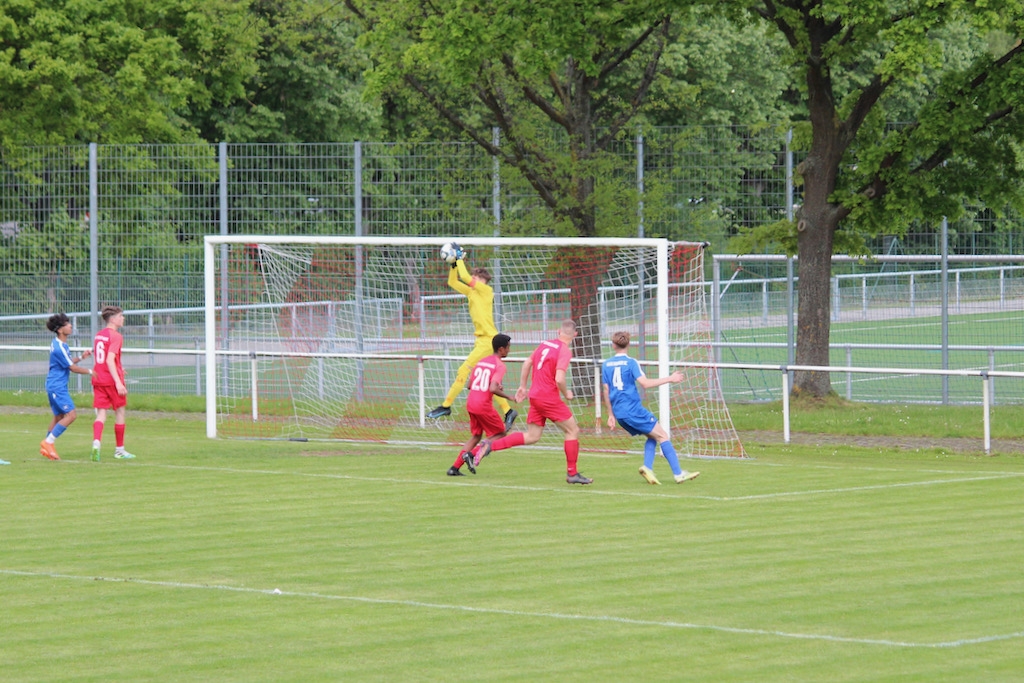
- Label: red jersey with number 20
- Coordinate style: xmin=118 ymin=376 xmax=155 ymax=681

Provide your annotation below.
xmin=466 ymin=354 xmax=507 ymax=414
xmin=92 ymin=328 xmax=124 ymax=387
xmin=528 ymin=338 xmax=572 ymax=401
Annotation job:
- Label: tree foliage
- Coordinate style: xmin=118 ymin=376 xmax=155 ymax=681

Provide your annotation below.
xmin=195 ymin=0 xmax=383 ymax=143
xmin=0 ymin=0 xmax=261 ymax=146
xmin=348 ymin=0 xmax=691 ymax=238
xmin=722 ymin=0 xmax=1024 ymax=397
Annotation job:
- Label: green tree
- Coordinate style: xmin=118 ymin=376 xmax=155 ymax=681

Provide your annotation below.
xmin=196 ymin=0 xmax=382 ymax=143
xmin=347 ymin=0 xmax=693 ymax=375
xmin=0 ymin=0 xmax=260 ymax=146
xmin=725 ymin=1 xmax=1024 ymax=397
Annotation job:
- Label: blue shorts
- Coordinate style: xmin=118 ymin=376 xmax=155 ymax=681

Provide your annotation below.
xmin=47 ymin=388 xmax=76 ymax=417
xmin=614 ymin=406 xmax=658 ymax=437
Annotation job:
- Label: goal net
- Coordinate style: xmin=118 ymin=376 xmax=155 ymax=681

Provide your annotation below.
xmin=203 ymin=236 xmax=745 ymax=458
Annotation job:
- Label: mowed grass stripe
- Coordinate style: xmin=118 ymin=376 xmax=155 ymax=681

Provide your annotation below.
xmin=7 ymin=568 xmax=1023 ymax=649
xmin=4 ymin=413 xmax=1024 ymax=681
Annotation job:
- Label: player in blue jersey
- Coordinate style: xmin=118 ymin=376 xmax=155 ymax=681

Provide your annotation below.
xmin=601 ymin=331 xmax=699 ymax=485
xmin=40 ymin=313 xmax=93 ymax=461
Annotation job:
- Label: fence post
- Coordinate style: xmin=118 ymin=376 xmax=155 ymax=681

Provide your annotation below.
xmin=418 ymin=356 xmax=426 ymax=428
xmin=712 ymin=258 xmax=721 ymax=364
xmin=989 ymin=348 xmax=996 ymax=406
xmin=832 ymin=275 xmax=840 ymax=321
xmin=982 ymin=372 xmax=991 ymax=455
xmin=219 ymin=142 xmax=230 ymax=393
xmin=781 ymin=366 xmax=791 ymax=444
xmin=89 ymin=143 xmax=99 ymax=339
xmin=939 ymin=216 xmax=950 ymax=403
xmin=250 ymin=351 xmax=258 ymax=422
xmin=846 ymin=345 xmax=853 ymax=400
xmin=194 ymin=337 xmax=201 ymax=396
xmin=910 ymin=273 xmax=916 ymax=316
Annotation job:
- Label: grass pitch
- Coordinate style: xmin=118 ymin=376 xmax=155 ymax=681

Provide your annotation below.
xmin=3 ymin=412 xmax=1024 ymax=681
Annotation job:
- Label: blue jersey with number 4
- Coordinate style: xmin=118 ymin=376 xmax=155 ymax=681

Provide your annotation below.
xmin=602 ymin=354 xmax=646 ymax=416
xmin=603 ymin=354 xmax=658 ymax=435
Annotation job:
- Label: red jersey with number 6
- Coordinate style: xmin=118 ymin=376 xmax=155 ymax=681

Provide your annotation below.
xmin=92 ymin=328 xmax=124 ymax=387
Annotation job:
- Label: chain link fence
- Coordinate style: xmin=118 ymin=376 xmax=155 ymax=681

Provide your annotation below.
xmin=2 ymin=127 xmax=1021 ymax=401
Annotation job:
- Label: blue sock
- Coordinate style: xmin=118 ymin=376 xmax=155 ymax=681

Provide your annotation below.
xmin=643 ymin=438 xmax=656 ymax=469
xmin=661 ymin=441 xmax=682 ymax=476
xmin=52 ymin=423 xmax=67 ymax=440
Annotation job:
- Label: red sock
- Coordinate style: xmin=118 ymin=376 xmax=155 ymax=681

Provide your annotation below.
xmin=452 ymin=451 xmax=467 ymax=469
xmin=115 ymin=423 xmax=125 ymax=448
xmin=565 ymin=439 xmax=580 ymax=475
xmin=491 ymin=432 xmax=525 ymax=452
xmin=93 ymin=420 xmax=104 ymax=442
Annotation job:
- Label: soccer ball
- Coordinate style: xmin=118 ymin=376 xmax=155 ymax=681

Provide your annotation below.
xmin=439 ymin=241 xmax=462 ymax=264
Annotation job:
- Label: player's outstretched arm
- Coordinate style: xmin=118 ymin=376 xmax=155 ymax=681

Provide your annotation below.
xmin=447 ymin=260 xmax=471 ymax=294
xmin=637 ymin=370 xmax=684 ymax=389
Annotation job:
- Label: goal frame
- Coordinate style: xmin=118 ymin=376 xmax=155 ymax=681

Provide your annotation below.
xmin=203 ymin=234 xmax=673 ymax=440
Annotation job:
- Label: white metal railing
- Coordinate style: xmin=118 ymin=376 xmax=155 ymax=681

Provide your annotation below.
xmin=1 ymin=342 xmax=1020 ymax=452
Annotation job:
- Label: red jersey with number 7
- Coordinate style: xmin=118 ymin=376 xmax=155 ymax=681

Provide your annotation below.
xmin=528 ymin=338 xmax=572 ymax=401
xmin=92 ymin=328 xmax=124 ymax=387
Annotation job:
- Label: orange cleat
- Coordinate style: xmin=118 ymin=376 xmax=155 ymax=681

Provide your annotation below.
xmin=40 ymin=440 xmax=60 ymax=461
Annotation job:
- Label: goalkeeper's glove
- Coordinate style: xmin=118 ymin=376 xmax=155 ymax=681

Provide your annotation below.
xmin=449 ymin=243 xmax=466 ymax=267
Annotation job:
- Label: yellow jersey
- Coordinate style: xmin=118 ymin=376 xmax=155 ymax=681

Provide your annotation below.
xmin=449 ymin=260 xmax=498 ymax=338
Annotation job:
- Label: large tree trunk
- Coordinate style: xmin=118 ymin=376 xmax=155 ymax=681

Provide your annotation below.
xmin=792 ymin=132 xmax=844 ymax=397
xmin=793 ymin=210 xmax=836 ymax=397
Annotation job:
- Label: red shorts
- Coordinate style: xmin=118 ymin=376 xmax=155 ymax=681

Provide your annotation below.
xmin=526 ymin=394 xmax=573 ymax=426
xmin=93 ymin=384 xmax=127 ymax=410
xmin=468 ymin=405 xmax=506 ymax=438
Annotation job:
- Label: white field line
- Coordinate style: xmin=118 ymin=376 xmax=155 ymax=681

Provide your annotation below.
xmin=1 ymin=568 xmax=1020 ymax=649
xmin=47 ymin=460 xmax=1024 ymax=502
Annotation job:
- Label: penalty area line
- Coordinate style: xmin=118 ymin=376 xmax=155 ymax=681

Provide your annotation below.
xmin=2 ymin=568 xmax=1019 ymax=649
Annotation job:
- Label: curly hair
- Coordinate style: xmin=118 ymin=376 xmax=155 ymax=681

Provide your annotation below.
xmin=46 ymin=313 xmax=70 ymax=333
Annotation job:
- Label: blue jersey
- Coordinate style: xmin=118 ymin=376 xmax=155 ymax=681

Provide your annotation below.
xmin=603 ymin=353 xmax=659 ymax=436
xmin=602 ymin=354 xmax=645 ymax=416
xmin=45 ymin=337 xmax=75 ymax=392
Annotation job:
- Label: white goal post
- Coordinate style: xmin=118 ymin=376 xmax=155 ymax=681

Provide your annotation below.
xmin=203 ymin=235 xmax=744 ymax=458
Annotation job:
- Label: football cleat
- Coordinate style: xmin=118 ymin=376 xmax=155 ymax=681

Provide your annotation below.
xmin=461 ymin=452 xmax=476 ymax=474
xmin=427 ymin=405 xmax=452 ymax=419
xmin=503 ymin=409 xmax=518 ymax=431
xmin=91 ymin=446 xmax=100 ymax=462
xmin=114 ymin=451 xmax=136 ymax=460
xmin=446 ymin=466 xmax=465 ymax=477
xmin=473 ymin=440 xmax=492 ymax=467
xmin=40 ymin=440 xmax=60 ymax=461
xmin=674 ymin=470 xmax=700 ymax=483
xmin=566 ymin=472 xmax=593 ymax=485
xmin=638 ymin=465 xmax=661 ymax=485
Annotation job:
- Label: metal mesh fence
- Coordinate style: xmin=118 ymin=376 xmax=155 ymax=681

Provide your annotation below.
xmin=2 ymin=128 xmax=1022 ymax=403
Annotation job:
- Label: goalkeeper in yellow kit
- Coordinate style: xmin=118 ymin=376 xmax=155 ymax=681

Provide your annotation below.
xmin=427 ymin=246 xmax=518 ymax=431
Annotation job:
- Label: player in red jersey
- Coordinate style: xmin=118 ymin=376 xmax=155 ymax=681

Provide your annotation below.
xmin=446 ymin=334 xmax=517 ymax=476
xmin=471 ymin=319 xmax=592 ymax=485
xmin=91 ymin=305 xmax=135 ymax=461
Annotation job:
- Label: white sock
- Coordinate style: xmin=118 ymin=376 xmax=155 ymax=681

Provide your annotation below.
xmin=93 ymin=440 xmax=101 ymax=449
